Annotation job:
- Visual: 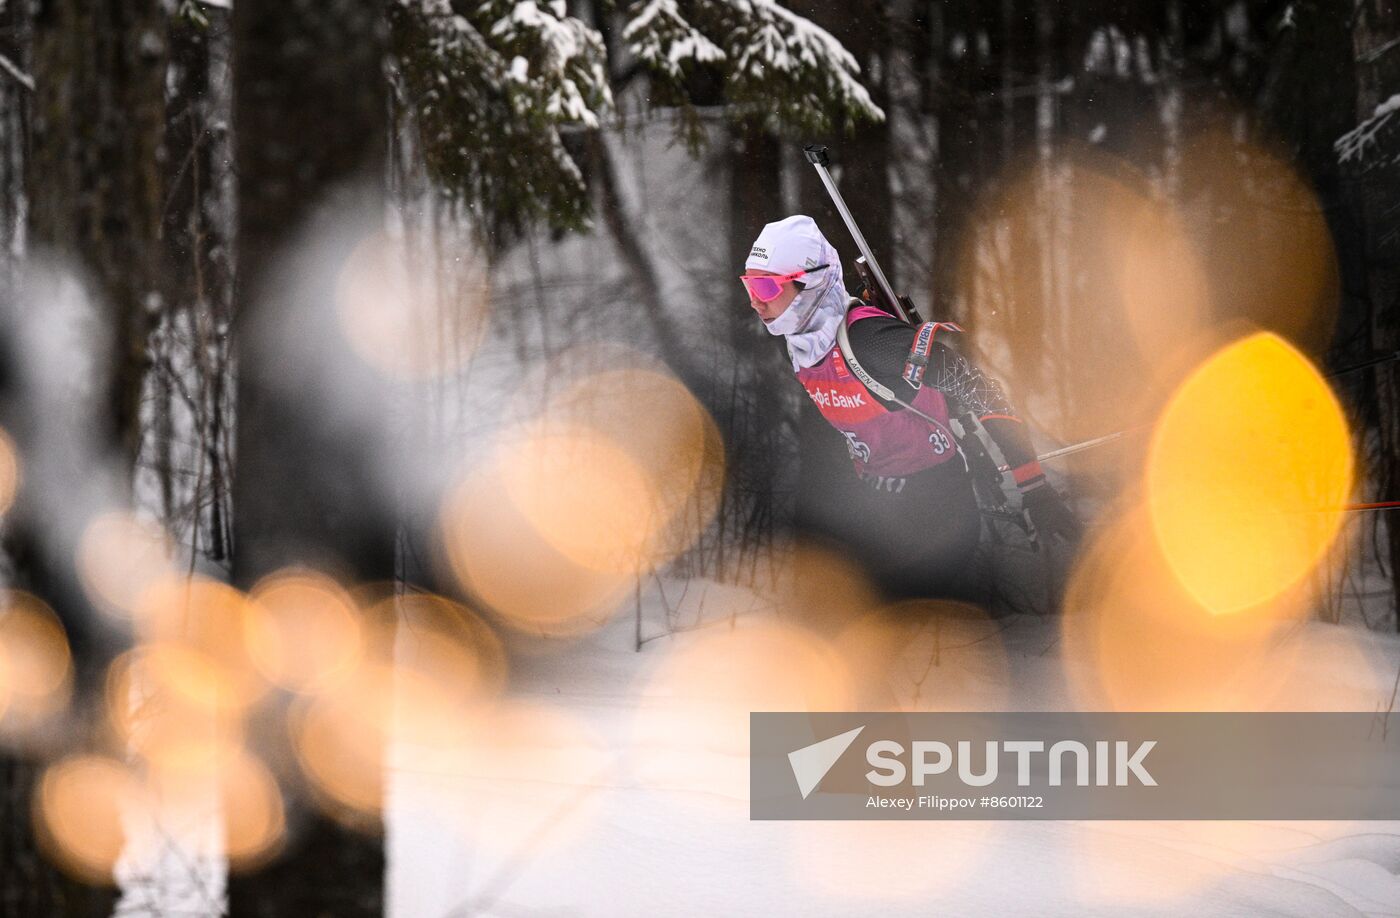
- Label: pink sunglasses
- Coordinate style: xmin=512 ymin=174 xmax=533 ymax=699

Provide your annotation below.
xmin=740 ymin=264 xmax=829 ymax=303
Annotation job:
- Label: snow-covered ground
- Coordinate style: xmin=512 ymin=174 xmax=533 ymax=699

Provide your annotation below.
xmin=387 ymin=578 xmax=1400 ymax=918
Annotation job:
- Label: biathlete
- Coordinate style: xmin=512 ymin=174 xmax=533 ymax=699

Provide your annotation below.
xmin=742 ymin=214 xmax=1079 ymax=601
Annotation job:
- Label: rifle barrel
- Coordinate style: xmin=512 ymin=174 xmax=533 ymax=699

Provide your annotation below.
xmin=803 ymin=145 xmax=908 ymax=324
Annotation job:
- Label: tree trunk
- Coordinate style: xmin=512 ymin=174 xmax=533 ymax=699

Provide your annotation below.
xmin=590 ymin=131 xmax=710 ymax=391
xmin=28 ymin=0 xmax=167 ymax=471
xmin=725 ymin=119 xmax=797 ymax=570
xmin=228 ymin=0 xmax=390 ymax=913
xmin=1342 ymin=0 xmax=1400 ymax=630
xmin=1 ymin=0 xmax=172 ymax=910
xmin=787 ymin=2 xmax=896 ymax=557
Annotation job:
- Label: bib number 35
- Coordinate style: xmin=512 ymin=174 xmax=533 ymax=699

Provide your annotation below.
xmin=928 ymin=428 xmax=952 ymax=455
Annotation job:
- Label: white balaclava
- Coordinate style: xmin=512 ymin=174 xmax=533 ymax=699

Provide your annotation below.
xmin=745 ymin=215 xmax=849 ymax=371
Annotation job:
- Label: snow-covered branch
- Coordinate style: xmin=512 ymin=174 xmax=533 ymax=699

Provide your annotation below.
xmin=728 ymin=0 xmax=879 ymax=121
xmin=1336 ymin=94 xmax=1400 ymax=168
xmin=623 ymin=0 xmax=726 ymax=85
xmin=486 ymin=0 xmax=613 ymax=127
xmin=0 ymin=52 xmax=35 ymax=92
xmin=623 ymin=0 xmax=884 ymax=137
xmin=391 ymin=0 xmax=879 ymax=239
xmin=388 ymin=0 xmax=613 ymax=241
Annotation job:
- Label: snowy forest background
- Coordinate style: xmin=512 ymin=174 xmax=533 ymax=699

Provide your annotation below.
xmin=1 ymin=0 xmax=1400 ymax=915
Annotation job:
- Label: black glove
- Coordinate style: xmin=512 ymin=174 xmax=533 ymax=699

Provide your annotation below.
xmin=1020 ymin=484 xmax=1082 ymax=543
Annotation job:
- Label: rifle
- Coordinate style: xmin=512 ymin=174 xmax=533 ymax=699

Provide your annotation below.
xmin=803 ymin=145 xmax=923 ymax=325
xmin=803 ymin=144 xmax=1015 ymax=517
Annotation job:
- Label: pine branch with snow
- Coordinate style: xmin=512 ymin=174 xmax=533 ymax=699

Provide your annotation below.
xmin=483 ymin=0 xmax=613 ymax=127
xmin=390 ymin=0 xmax=879 ymax=240
xmin=717 ymin=0 xmax=883 ymax=133
xmin=623 ymin=0 xmax=726 ymax=88
xmin=0 ymin=53 xmax=33 ymax=91
xmin=623 ymin=0 xmax=884 ymax=139
xmin=389 ymin=0 xmax=613 ymax=244
xmin=1336 ymin=94 xmax=1400 ymax=171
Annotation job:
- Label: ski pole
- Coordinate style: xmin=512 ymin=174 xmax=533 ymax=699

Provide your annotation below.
xmin=803 ymin=145 xmax=918 ymax=324
xmin=1339 ymin=500 xmax=1400 ymax=512
xmin=1032 ymin=428 xmax=1139 ymax=464
xmin=1010 ymin=351 xmax=1400 ymax=469
xmin=994 ymin=425 xmax=1152 ymax=471
xmin=1328 ymin=350 xmax=1400 ymax=380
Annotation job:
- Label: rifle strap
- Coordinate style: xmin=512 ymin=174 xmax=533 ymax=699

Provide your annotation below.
xmin=901 ymin=321 xmax=963 ymax=389
xmin=836 ymin=310 xmax=905 ymax=410
xmin=835 ymin=311 xmax=961 ymax=436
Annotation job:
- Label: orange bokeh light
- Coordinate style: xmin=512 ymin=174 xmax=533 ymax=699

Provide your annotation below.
xmin=502 ymin=422 xmax=663 ymax=573
xmin=442 ymin=356 xmax=724 ymax=638
xmin=290 ymin=591 xmax=506 ymax=826
xmin=439 ymin=458 xmax=635 ymax=637
xmin=1147 ymin=332 xmax=1353 ymax=614
xmin=246 ymin=568 xmax=364 ymax=694
xmin=543 ymin=366 xmax=725 ymax=565
xmin=0 ymin=591 xmax=72 ymax=733
xmin=0 ymin=425 xmax=20 ymax=517
xmin=106 ymin=647 xmax=246 ymax=780
xmin=1061 ymin=505 xmax=1310 ymax=711
xmin=76 ymin=512 xmax=176 ymax=620
xmin=132 ymin=576 xmax=269 ymax=715
xmin=34 ymin=755 xmax=142 ymax=884
xmin=836 ymin=601 xmax=1012 ymax=712
xmin=290 ymin=661 xmax=394 ymax=826
xmin=335 ymin=228 xmax=489 ymax=380
xmin=216 ymin=749 xmax=287 ymax=870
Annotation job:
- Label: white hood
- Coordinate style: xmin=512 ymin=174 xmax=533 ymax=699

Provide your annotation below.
xmin=747 ymin=215 xmax=848 ymax=371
